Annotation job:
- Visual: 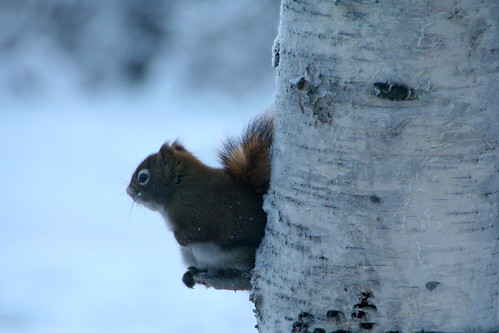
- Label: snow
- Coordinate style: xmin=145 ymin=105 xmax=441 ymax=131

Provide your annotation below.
xmin=0 ymin=60 xmax=273 ymax=333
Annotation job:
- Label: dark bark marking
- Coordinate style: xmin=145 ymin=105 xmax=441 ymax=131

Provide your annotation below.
xmin=373 ymin=82 xmax=417 ymax=101
xmin=292 ymin=312 xmax=314 ymax=333
xmin=354 ymin=292 xmax=377 ymax=311
xmin=296 ymin=77 xmax=309 ymax=90
xmin=425 ymin=280 xmax=441 ymax=291
xmin=359 ymin=322 xmax=377 ymax=329
xmin=327 ymin=310 xmax=346 ymax=324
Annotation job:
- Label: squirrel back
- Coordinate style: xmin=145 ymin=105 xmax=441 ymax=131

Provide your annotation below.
xmin=219 ymin=112 xmax=273 ymax=193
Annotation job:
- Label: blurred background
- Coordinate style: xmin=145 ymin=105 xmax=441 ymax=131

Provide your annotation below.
xmin=0 ymin=1 xmax=279 ymax=332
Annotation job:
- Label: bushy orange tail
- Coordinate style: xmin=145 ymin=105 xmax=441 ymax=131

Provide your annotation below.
xmin=219 ymin=113 xmax=273 ymax=193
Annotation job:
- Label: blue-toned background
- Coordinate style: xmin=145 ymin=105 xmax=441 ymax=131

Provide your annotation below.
xmin=0 ymin=1 xmax=279 ymax=332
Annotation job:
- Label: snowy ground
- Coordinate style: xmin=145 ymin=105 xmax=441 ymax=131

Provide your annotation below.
xmin=0 ymin=80 xmax=274 ymax=332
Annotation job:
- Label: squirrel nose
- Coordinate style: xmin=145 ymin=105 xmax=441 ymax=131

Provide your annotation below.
xmin=127 ymin=186 xmax=142 ymax=201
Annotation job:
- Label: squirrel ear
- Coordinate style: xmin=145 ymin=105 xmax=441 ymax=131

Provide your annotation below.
xmin=160 ymin=140 xmax=185 ymax=159
xmin=159 ymin=143 xmax=176 ymax=163
xmin=171 ymin=140 xmax=186 ymax=151
xmin=159 ymin=142 xmax=184 ymax=184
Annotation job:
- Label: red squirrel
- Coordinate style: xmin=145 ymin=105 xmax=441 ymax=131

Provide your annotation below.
xmin=127 ymin=114 xmax=273 ymax=290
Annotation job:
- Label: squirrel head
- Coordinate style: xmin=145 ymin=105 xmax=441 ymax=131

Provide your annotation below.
xmin=127 ymin=141 xmax=186 ymax=211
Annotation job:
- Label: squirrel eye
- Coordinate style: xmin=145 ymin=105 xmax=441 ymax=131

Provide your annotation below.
xmin=137 ymin=169 xmax=150 ymax=185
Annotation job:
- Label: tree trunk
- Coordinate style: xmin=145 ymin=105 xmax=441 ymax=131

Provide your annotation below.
xmin=252 ymin=1 xmax=498 ymax=332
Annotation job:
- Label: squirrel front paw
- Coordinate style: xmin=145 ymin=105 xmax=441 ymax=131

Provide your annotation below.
xmin=182 ymin=267 xmax=206 ymax=288
xmin=181 ymin=266 xmax=252 ymax=291
xmin=182 ymin=268 xmax=195 ymax=288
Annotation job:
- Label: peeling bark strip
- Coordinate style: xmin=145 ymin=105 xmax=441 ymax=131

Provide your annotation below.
xmin=253 ymin=0 xmax=498 ymax=332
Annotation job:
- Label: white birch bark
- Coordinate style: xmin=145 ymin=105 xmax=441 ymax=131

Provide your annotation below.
xmin=252 ymin=1 xmax=498 ymax=332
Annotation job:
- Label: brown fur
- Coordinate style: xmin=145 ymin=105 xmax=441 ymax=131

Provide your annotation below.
xmin=127 ymin=114 xmax=273 ymax=290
